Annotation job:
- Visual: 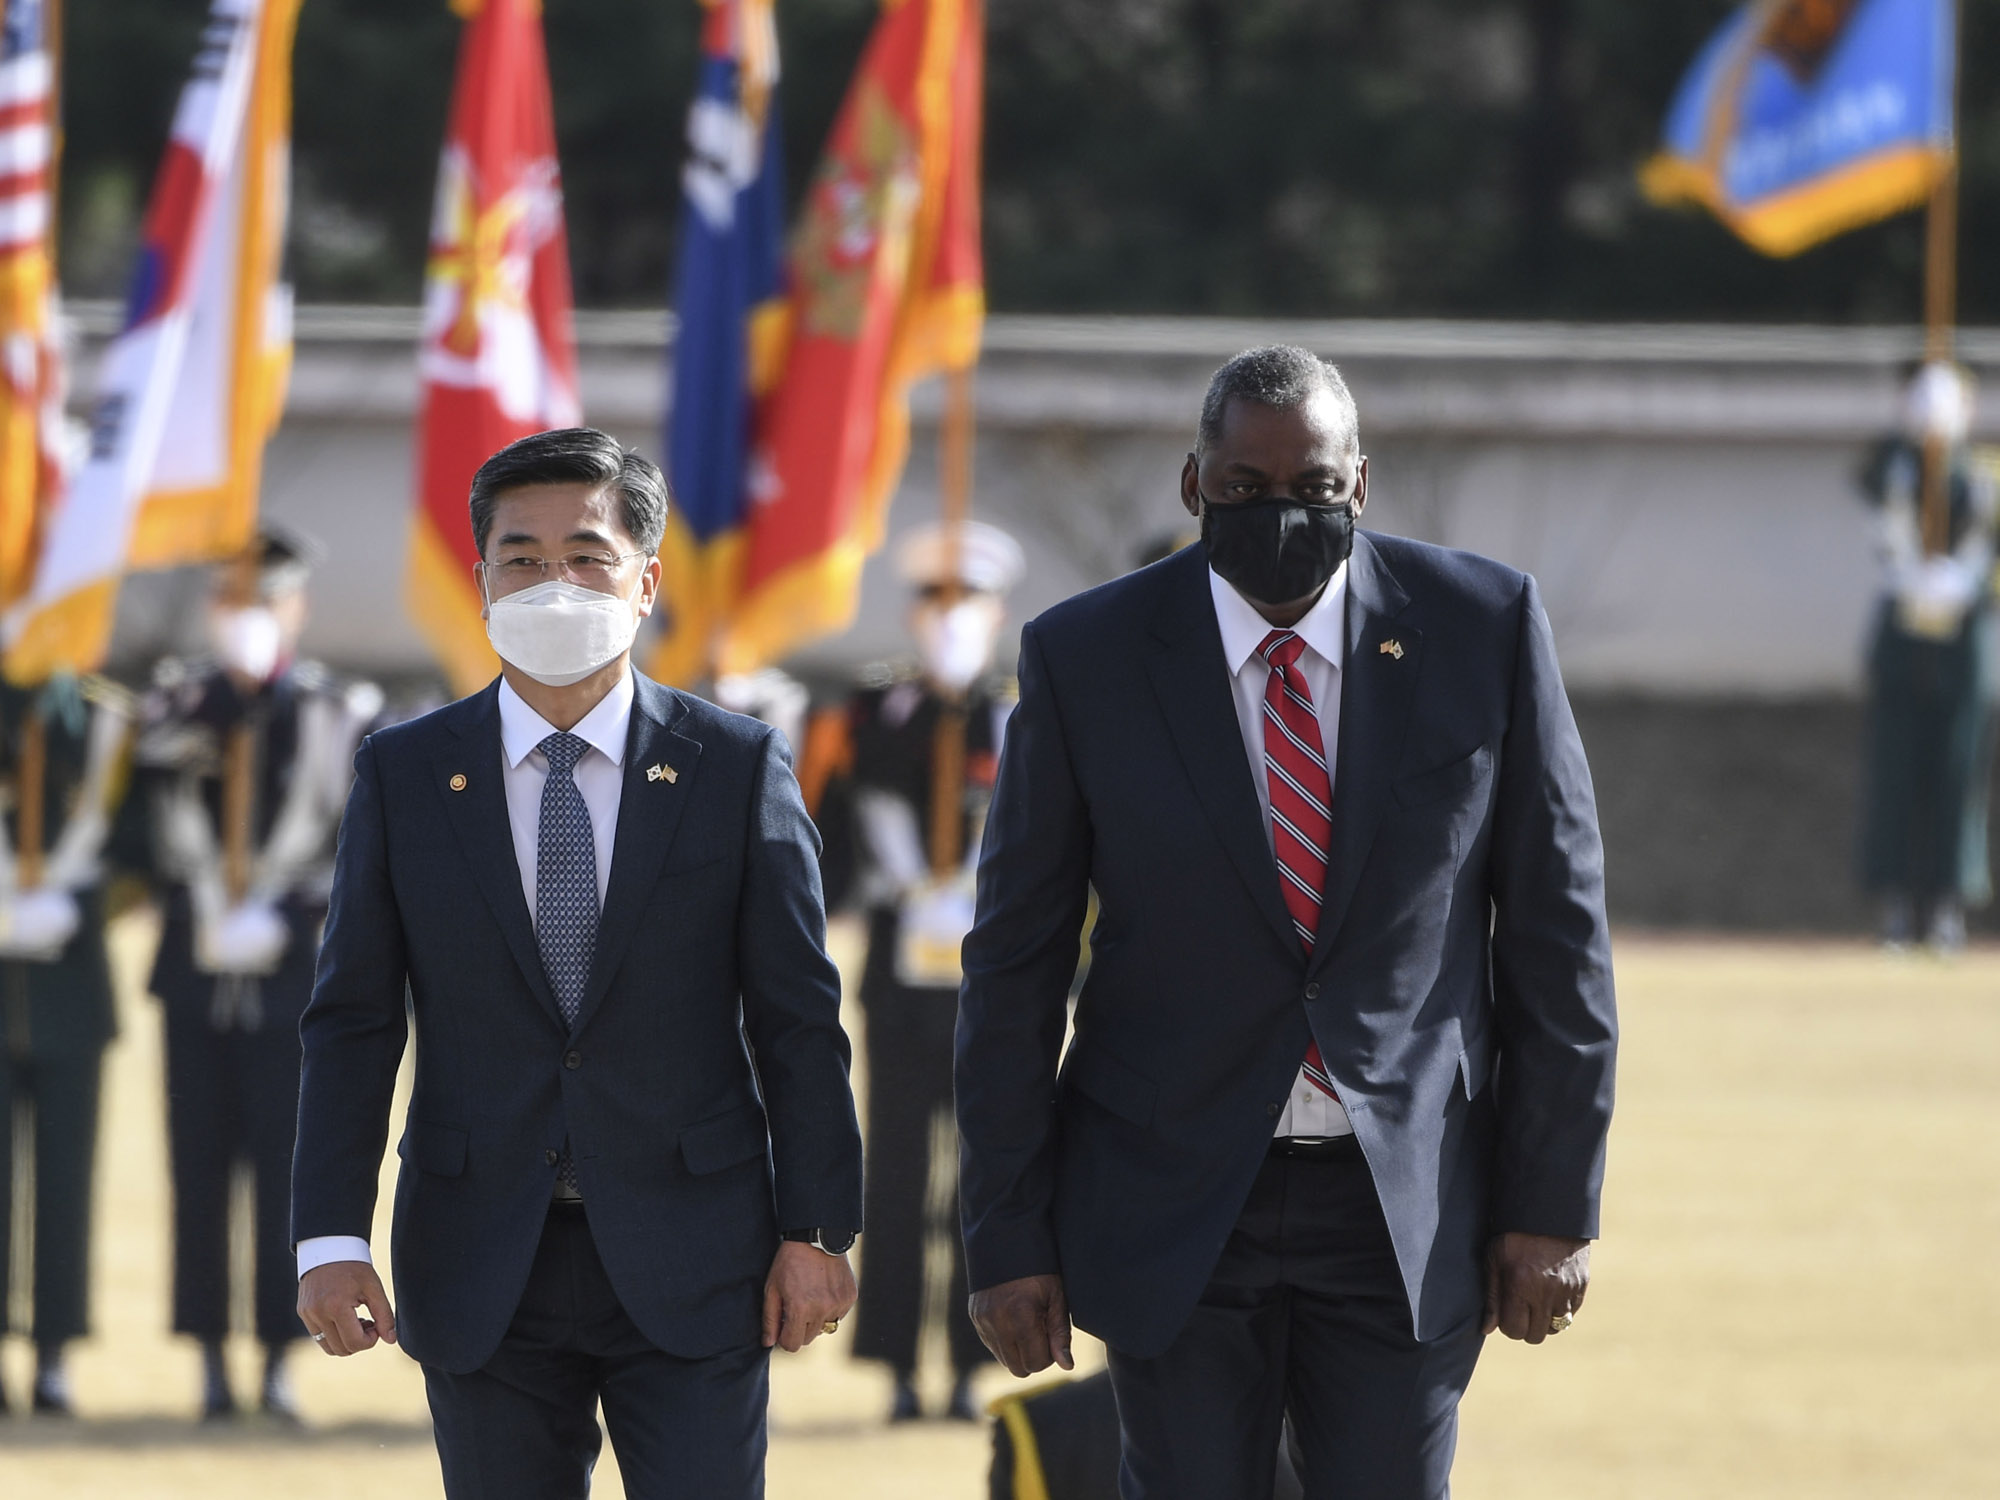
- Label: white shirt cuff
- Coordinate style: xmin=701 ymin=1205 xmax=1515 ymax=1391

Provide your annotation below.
xmin=297 ymin=1235 xmax=374 ymax=1280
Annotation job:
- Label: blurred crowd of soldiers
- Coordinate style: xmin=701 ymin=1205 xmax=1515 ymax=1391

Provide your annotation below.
xmin=1 ymin=529 xmax=383 ymax=1421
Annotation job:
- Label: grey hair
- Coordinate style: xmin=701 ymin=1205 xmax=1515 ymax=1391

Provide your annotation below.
xmin=468 ymin=427 xmax=670 ymax=557
xmin=1196 ymin=345 xmax=1359 ymax=456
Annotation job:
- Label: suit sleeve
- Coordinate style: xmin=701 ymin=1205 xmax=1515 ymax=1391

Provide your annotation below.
xmin=955 ymin=620 xmax=1093 ymax=1293
xmin=1487 ymin=575 xmax=1618 ymax=1239
xmin=738 ymin=727 xmax=865 ymax=1233
xmin=291 ymin=737 xmax=410 ymax=1247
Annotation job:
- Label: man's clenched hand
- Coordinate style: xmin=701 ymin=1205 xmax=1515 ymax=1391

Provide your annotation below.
xmin=763 ymin=1241 xmax=857 ymax=1353
xmin=299 ymin=1260 xmax=398 ymax=1356
xmin=1483 ymin=1232 xmax=1591 ymax=1344
xmin=970 ymin=1274 xmax=1074 ymax=1378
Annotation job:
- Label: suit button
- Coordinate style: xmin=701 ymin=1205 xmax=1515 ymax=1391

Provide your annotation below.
xmin=1267 ymin=1102 xmax=1282 ymax=1118
xmin=563 ymin=1050 xmax=582 ymax=1070
xmin=1305 ymin=983 xmax=1321 ymax=1001
xmin=544 ymin=1149 xmax=559 ymax=1166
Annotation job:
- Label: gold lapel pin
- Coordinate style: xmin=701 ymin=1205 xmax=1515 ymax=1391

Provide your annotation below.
xmin=647 ymin=763 xmax=679 ymax=784
xmin=1379 ymin=639 xmax=1405 ymax=660
xmin=449 ymin=773 xmax=468 ymax=792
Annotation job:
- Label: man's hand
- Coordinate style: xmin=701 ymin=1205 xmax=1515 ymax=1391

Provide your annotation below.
xmin=1483 ymin=1232 xmax=1591 ymax=1344
xmin=298 ymin=1260 xmax=398 ymax=1356
xmin=762 ymin=1241 xmax=857 ymax=1353
xmin=970 ymin=1274 xmax=1073 ymax=1378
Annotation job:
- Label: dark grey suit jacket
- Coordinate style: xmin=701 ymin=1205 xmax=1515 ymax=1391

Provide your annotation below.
xmin=956 ymin=536 xmax=1616 ymax=1356
xmin=293 ymin=672 xmax=863 ymax=1373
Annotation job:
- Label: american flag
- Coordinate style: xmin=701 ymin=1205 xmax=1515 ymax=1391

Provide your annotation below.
xmin=0 ymin=0 xmax=69 ymax=615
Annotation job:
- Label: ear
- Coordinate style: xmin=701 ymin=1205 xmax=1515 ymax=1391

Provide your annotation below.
xmin=1179 ymin=453 xmax=1202 ymax=519
xmin=1351 ymin=455 xmax=1369 ymax=517
xmin=635 ymin=556 xmax=664 ymax=618
xmin=474 ymin=561 xmax=491 ymax=622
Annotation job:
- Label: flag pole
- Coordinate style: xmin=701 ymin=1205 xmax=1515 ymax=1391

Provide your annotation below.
xmin=928 ymin=364 xmax=976 ymax=878
xmin=1919 ymin=0 xmax=1962 ymax=554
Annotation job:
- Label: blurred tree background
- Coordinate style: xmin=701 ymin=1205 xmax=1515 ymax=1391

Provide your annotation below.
xmin=54 ymin=0 xmax=2000 ymax=321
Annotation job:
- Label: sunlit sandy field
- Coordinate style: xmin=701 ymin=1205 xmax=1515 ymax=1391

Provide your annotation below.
xmin=2 ymin=922 xmax=1996 ymax=1498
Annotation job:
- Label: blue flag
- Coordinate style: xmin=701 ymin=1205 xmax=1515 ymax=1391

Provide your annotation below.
xmin=655 ymin=0 xmax=787 ymax=686
xmin=1642 ymin=0 xmax=1954 ymax=257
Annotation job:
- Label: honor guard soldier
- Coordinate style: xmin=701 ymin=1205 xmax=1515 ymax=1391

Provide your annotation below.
xmin=0 ymin=672 xmax=135 ymax=1415
xmin=811 ymin=520 xmax=1024 ymax=1422
xmin=132 ymin=530 xmax=381 ymax=1420
xmin=1858 ymin=362 xmax=2000 ymax=951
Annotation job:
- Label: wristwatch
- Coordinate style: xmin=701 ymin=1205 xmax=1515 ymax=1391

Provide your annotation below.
xmin=782 ymin=1227 xmax=858 ymax=1255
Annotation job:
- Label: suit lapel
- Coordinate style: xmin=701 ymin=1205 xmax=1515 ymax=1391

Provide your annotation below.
xmin=433 ymin=684 xmax=564 ymax=1028
xmin=1312 ymin=533 xmax=1420 ymax=969
xmin=1144 ymin=549 xmax=1298 ymax=955
xmin=569 ymin=676 xmax=701 ymax=1037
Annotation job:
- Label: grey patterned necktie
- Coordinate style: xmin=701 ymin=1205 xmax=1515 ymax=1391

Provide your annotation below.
xmin=536 ymin=732 xmax=598 ymax=1197
xmin=535 ymin=731 xmax=600 ymax=1028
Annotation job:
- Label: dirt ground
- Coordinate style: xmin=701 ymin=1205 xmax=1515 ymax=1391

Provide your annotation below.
xmin=2 ymin=924 xmax=1997 ymax=1498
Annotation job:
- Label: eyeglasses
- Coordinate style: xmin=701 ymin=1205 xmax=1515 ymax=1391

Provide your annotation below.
xmin=482 ymin=550 xmax=648 ymax=591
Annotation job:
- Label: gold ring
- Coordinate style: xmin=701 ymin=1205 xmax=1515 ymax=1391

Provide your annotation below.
xmin=1548 ymin=1312 xmax=1573 ymax=1335
xmin=821 ymin=1319 xmax=840 ymax=1336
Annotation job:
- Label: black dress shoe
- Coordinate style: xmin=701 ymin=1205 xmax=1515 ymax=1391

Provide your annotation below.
xmin=946 ymin=1373 xmax=981 ymax=1422
xmin=888 ymin=1376 xmax=922 ymax=1422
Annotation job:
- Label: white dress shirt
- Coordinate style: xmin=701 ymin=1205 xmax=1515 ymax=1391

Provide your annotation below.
xmin=298 ymin=673 xmax=636 ymax=1278
xmin=1208 ymin=566 xmax=1355 ymax=1139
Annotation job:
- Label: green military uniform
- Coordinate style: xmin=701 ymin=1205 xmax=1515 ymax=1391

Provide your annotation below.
xmin=0 ymin=675 xmax=133 ymax=1413
xmin=133 ymin=655 xmax=377 ymax=1374
xmin=1857 ymin=435 xmax=2000 ymax=946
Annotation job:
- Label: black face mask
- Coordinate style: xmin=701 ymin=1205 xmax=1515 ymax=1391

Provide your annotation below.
xmin=1200 ymin=496 xmax=1355 ymax=606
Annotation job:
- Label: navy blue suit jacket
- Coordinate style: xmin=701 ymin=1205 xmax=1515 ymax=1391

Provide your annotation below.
xmin=955 ymin=536 xmax=1616 ymax=1356
xmin=293 ymin=673 xmax=863 ymax=1373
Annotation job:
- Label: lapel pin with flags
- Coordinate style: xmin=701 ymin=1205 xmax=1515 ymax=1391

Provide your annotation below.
xmin=1379 ymin=639 xmax=1405 ymax=660
xmin=647 ymin=763 xmax=679 ymax=784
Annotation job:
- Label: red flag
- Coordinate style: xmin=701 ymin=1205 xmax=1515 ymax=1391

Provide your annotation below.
xmin=714 ymin=0 xmax=983 ymax=675
xmin=407 ymin=0 xmax=579 ymax=697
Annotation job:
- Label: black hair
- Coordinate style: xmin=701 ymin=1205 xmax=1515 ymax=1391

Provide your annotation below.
xmin=468 ymin=427 xmax=670 ymax=557
xmin=1196 ymin=345 xmax=1358 ymax=457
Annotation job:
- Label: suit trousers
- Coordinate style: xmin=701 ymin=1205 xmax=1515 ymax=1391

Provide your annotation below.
xmin=160 ymin=978 xmax=306 ymax=1346
xmin=0 ymin=1046 xmax=103 ymax=1346
xmin=424 ymin=1203 xmax=771 ymax=1500
xmin=854 ymin=951 xmax=988 ymax=1378
xmin=1106 ymin=1151 xmax=1484 ymax=1500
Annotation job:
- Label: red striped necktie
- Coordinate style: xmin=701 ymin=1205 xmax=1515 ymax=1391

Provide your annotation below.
xmin=1259 ymin=630 xmax=1339 ymax=1100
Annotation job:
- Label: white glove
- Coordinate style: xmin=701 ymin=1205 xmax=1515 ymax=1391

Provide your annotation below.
xmin=0 ymin=887 xmax=81 ymax=961
xmin=1896 ymin=555 xmax=1980 ymax=639
xmin=197 ymin=902 xmax=290 ymax=976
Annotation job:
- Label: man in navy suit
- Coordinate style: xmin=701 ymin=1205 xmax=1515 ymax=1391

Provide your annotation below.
xmin=292 ymin=429 xmax=863 ymax=1498
xmin=956 ymin=347 xmax=1617 ymax=1498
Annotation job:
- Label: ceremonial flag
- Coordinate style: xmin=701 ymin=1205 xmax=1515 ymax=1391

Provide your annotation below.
xmin=408 ymin=0 xmax=580 ymax=698
xmin=1641 ymin=0 xmax=1955 ymax=257
xmin=711 ymin=0 xmax=984 ymax=676
xmin=652 ymin=0 xmax=786 ymax=687
xmin=5 ymin=0 xmax=296 ymax=682
xmin=0 ymin=0 xmax=69 ymax=621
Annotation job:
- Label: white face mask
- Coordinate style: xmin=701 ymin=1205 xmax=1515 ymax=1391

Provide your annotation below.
xmin=211 ymin=605 xmax=283 ymax=683
xmin=914 ymin=596 xmax=1003 ymax=694
xmin=485 ymin=577 xmax=642 ymax=687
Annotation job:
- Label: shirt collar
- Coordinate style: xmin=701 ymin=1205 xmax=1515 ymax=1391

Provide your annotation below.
xmin=1208 ymin=563 xmax=1350 ymax=678
xmin=498 ymin=670 xmax=635 ymax=771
